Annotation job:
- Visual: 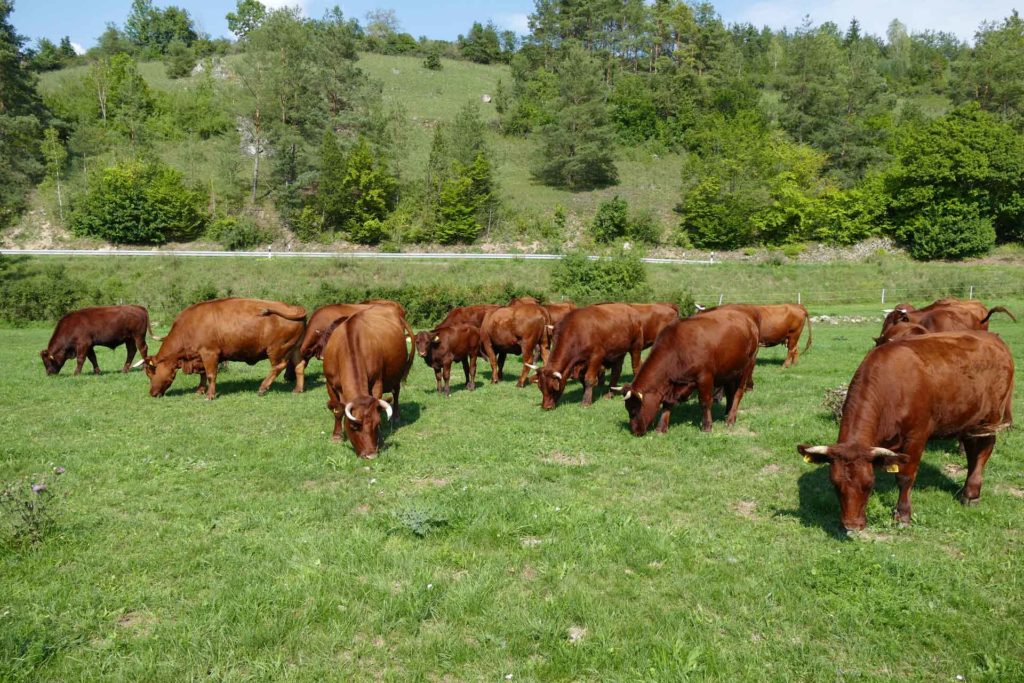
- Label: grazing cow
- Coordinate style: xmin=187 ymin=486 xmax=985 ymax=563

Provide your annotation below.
xmin=322 ymin=306 xmax=415 ymax=458
xmin=697 ymin=303 xmax=811 ymax=366
xmin=799 ymin=331 xmax=1014 ymax=532
xmin=293 ymin=301 xmax=405 ymax=392
xmin=480 ymin=298 xmax=551 ymax=387
xmin=620 ymin=309 xmax=759 ymax=434
xmin=41 ymin=305 xmax=161 ymax=375
xmin=144 ymin=297 xmax=306 ymax=399
xmin=533 ymin=303 xmax=644 ymax=409
xmin=628 ymin=303 xmax=680 ymax=349
xmin=438 ymin=304 xmax=500 ymax=329
xmin=415 ymin=323 xmax=481 ymax=396
xmin=881 ymin=298 xmax=1012 ymax=335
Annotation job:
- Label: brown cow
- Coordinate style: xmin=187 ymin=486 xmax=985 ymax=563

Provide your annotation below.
xmin=697 ymin=303 xmax=811 ymax=366
xmin=628 ymin=303 xmax=679 ymax=349
xmin=873 ymin=322 xmax=930 ymax=346
xmin=293 ymin=301 xmax=405 ymax=392
xmin=41 ymin=305 xmax=161 ymax=375
xmin=438 ymin=304 xmax=500 ymax=329
xmin=480 ymin=298 xmax=551 ymax=387
xmin=533 ymin=303 xmax=644 ymax=409
xmin=620 ymin=309 xmax=759 ymax=434
xmin=322 ymin=306 xmax=415 ymax=458
xmin=542 ymin=300 xmax=577 ymax=334
xmin=799 ymin=331 xmax=1014 ymax=532
xmin=415 ymin=323 xmax=481 ymax=396
xmin=881 ymin=298 xmax=1012 ymax=334
xmin=144 ymin=298 xmax=306 ymax=399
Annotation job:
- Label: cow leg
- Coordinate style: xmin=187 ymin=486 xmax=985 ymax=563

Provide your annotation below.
xmin=123 ymin=339 xmax=137 ymax=373
xmin=461 ymin=357 xmax=471 ymax=390
xmin=87 ymin=347 xmax=100 ymax=375
xmin=630 ymin=344 xmax=642 ymax=376
xmin=497 ymin=352 xmax=506 ymax=380
xmin=201 ymin=353 xmax=220 ymax=400
xmin=390 ymin=385 xmax=401 ymax=425
xmin=326 ymin=385 xmax=344 ymax=442
xmin=697 ymin=373 xmax=715 ymax=432
xmin=959 ymin=435 xmax=996 ymax=505
xmin=783 ymin=332 xmax=799 ymax=368
xmin=656 ymin=402 xmax=673 ymax=433
xmin=292 ymin=359 xmax=307 ymax=394
xmin=257 ymin=351 xmax=289 ymax=396
xmin=433 ymin=365 xmax=443 ymax=393
xmin=483 ymin=339 xmax=501 ymax=384
xmin=604 ymin=357 xmax=625 ymax=398
xmin=517 ymin=339 xmax=538 ymax=388
xmin=581 ymin=357 xmax=604 ymax=406
xmin=726 ymin=364 xmax=753 ymax=427
xmin=442 ymin=359 xmax=452 ymax=398
xmin=467 ymin=354 xmax=477 ymax=391
xmin=893 ymin=440 xmax=926 ymax=526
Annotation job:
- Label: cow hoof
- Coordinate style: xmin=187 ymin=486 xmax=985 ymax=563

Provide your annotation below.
xmin=467 ymin=384 xmax=475 ymax=391
xmin=331 ymin=435 xmax=342 ymax=443
xmin=293 ymin=388 xmax=304 ymax=394
xmin=257 ymin=389 xmax=268 ymax=397
xmin=959 ymin=495 xmax=980 ymax=507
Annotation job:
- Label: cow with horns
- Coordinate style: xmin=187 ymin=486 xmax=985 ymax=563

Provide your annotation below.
xmin=619 ymin=308 xmax=759 ymax=434
xmin=41 ymin=305 xmax=162 ymax=375
xmin=321 ymin=305 xmax=415 ymax=458
xmin=880 ymin=298 xmax=1013 ymax=336
xmin=531 ymin=303 xmax=644 ymax=409
xmin=144 ymin=298 xmax=306 ymax=399
xmin=798 ymin=331 xmax=1014 ymax=532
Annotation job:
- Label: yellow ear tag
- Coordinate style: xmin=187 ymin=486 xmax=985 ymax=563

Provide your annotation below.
xmin=885 ymin=463 xmax=900 ymax=473
xmin=803 ymin=455 xmax=813 ymax=464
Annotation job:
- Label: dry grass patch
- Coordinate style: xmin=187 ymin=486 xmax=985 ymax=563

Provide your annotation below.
xmin=542 ymin=451 xmax=589 ymax=466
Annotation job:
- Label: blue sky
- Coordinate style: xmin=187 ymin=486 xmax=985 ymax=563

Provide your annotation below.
xmin=11 ymin=0 xmax=1022 ymax=52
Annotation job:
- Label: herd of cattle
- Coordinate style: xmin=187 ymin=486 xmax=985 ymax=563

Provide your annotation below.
xmin=39 ymin=294 xmax=1015 ymax=532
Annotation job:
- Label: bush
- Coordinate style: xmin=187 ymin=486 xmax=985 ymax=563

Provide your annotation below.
xmin=423 ymin=51 xmax=442 ymax=70
xmin=206 ymin=215 xmax=274 ymax=251
xmin=551 ymin=250 xmax=650 ymax=302
xmin=0 ymin=262 xmax=94 ymax=324
xmin=70 ymin=160 xmax=207 ymax=244
xmin=894 ymin=204 xmax=996 ymax=260
xmin=627 ymin=210 xmax=661 ymax=244
xmin=349 ymin=218 xmax=388 ymax=245
xmin=590 ymin=196 xmax=629 ymax=243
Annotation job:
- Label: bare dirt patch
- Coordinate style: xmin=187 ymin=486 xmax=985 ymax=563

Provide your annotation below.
xmin=543 ymin=451 xmax=588 ymax=466
xmin=410 ymin=477 xmax=450 ymax=488
xmin=521 ymin=564 xmax=537 ymax=580
xmin=520 ymin=537 xmax=542 ymax=548
xmin=997 ymin=485 xmax=1024 ymax=499
xmin=568 ymin=625 xmax=587 ymax=644
xmin=733 ymin=500 xmax=758 ymax=519
xmin=943 ymin=463 xmax=967 ymax=477
xmin=116 ymin=611 xmax=154 ymax=635
xmin=759 ymin=464 xmax=782 ymax=476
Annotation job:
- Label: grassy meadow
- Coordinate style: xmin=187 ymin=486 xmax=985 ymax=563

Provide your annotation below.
xmin=2 ymin=257 xmax=1023 ymax=681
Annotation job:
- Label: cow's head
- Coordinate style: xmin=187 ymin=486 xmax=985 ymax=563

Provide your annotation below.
xmin=533 ymin=365 xmax=566 ymax=410
xmin=621 ymin=383 xmax=659 ymax=436
xmin=414 ymin=330 xmax=437 ymax=359
xmin=144 ymin=357 xmax=177 ymax=397
xmin=873 ymin=322 xmax=928 ymax=347
xmin=333 ymin=395 xmax=393 ymax=458
xmin=40 ymin=349 xmax=64 ymax=375
xmin=797 ymin=444 xmax=912 ymax=531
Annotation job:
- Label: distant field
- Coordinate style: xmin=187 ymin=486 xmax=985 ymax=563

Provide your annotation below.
xmin=2 ymin=305 xmax=1022 ymax=680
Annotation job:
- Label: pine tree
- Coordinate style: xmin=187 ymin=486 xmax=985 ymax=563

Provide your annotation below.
xmin=532 ymin=46 xmax=618 ymax=190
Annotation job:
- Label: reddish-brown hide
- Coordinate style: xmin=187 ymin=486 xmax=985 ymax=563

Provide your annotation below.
xmin=799 ymin=331 xmax=1014 ymax=531
xmin=415 ymin=323 xmax=481 ymax=397
xmin=321 ymin=306 xmax=414 ymax=458
xmin=534 ymin=303 xmax=644 ymax=409
xmin=698 ymin=303 xmax=811 ymax=367
xmin=144 ymin=297 xmax=306 ymax=399
xmin=438 ymin=304 xmax=500 ymax=329
xmin=881 ymin=298 xmax=1013 ymax=335
xmin=41 ymin=305 xmax=159 ymax=375
xmin=622 ymin=309 xmax=759 ymax=434
xmin=480 ymin=298 xmax=551 ymax=387
xmin=628 ymin=302 xmax=680 ymax=349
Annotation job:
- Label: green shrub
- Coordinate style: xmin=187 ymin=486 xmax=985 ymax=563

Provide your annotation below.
xmin=349 ymin=218 xmax=388 ymax=245
xmin=590 ymin=196 xmax=629 ymax=243
xmin=0 ymin=262 xmax=92 ymax=324
xmin=1 ymin=468 xmax=65 ymax=546
xmin=293 ymin=205 xmax=325 ymax=242
xmin=894 ymin=204 xmax=996 ymax=260
xmin=627 ymin=210 xmax=661 ymax=244
xmin=70 ymin=159 xmax=207 ymax=244
xmin=423 ymin=51 xmax=442 ymax=70
xmin=552 ymin=250 xmax=650 ymax=302
xmin=781 ymin=243 xmax=805 ymax=258
xmin=206 ymin=216 xmax=274 ymax=251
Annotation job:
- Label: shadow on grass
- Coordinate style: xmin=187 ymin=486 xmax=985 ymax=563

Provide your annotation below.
xmin=775 ymin=456 xmax=963 ymax=539
xmin=612 ymin=396 xmax=742 ymax=434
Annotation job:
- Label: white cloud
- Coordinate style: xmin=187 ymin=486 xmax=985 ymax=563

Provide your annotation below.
xmin=738 ymin=0 xmax=1017 ymax=42
xmin=494 ymin=12 xmax=530 ymax=35
xmin=70 ymin=42 xmax=85 ymax=55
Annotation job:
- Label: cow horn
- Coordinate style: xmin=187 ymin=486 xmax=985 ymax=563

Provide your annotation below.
xmin=377 ymin=399 xmax=393 ymax=421
xmin=433 ymin=335 xmax=440 ymax=342
xmin=802 ymin=445 xmax=831 ymax=455
xmin=695 ymin=304 xmax=706 ymax=311
xmin=546 ymin=324 xmax=554 ymax=330
xmin=131 ymin=358 xmax=145 ymax=368
xmin=882 ymin=309 xmax=894 ymax=314
xmin=552 ymin=371 xmax=563 ymax=380
xmin=870 ymin=447 xmax=899 ymax=458
xmin=525 ymin=362 xmax=539 ymax=370
xmin=344 ymin=402 xmax=358 ymax=423
xmin=48 ymin=352 xmax=55 ymax=360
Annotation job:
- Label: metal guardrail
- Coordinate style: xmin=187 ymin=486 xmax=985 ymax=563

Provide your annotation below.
xmin=0 ymin=248 xmax=716 ymax=265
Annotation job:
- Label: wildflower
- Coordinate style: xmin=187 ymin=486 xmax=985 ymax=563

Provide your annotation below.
xmin=32 ymin=483 xmax=47 ymax=494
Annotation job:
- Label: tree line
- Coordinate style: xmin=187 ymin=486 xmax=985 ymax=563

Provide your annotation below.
xmin=2 ymin=0 xmax=1023 ymax=260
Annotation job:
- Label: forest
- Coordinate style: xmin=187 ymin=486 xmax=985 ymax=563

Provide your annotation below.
xmin=1 ymin=0 xmax=1023 ymax=259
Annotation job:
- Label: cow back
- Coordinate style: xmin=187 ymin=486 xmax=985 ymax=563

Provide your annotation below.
xmin=322 ymin=306 xmax=413 ymax=400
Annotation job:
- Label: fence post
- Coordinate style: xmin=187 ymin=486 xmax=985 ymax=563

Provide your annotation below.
xmin=881 ymin=288 xmax=886 ymax=305
xmin=969 ymin=285 xmax=974 ymax=299
xmin=797 ymin=292 xmax=801 ymax=305
xmin=718 ymin=293 xmax=724 ymax=306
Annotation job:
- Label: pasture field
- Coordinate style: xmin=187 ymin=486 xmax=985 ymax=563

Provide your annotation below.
xmin=1 ymin=279 xmax=1023 ymax=680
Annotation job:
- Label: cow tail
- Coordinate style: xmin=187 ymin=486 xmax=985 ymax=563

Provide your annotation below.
xmin=261 ymin=303 xmax=308 ymax=321
xmin=981 ymin=306 xmax=1017 ymax=324
xmin=803 ymin=309 xmax=813 ymax=353
xmin=401 ymin=318 xmax=416 ymax=384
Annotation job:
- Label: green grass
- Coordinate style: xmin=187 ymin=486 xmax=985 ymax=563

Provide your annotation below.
xmin=2 ymin=259 xmax=1023 ymax=680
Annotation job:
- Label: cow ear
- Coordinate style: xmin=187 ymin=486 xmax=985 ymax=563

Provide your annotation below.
xmin=870 ymin=448 xmax=911 ymax=473
xmin=798 ymin=444 xmax=833 ymax=464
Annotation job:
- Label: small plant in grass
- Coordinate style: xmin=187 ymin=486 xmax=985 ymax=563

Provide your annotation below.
xmin=392 ymin=506 xmax=449 ymax=538
xmin=206 ymin=215 xmax=274 ymax=251
xmin=823 ymin=384 xmax=848 ymax=421
xmin=1 ymin=467 xmax=65 ymax=546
